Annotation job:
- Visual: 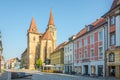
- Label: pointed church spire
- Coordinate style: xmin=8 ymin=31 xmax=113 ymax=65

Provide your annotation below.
xmin=28 ymin=17 xmax=39 ymax=33
xmin=48 ymin=9 xmax=55 ymax=26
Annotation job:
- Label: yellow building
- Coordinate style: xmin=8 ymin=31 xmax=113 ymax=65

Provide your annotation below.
xmin=106 ymin=48 xmax=120 ymax=78
xmin=104 ymin=0 xmax=120 ymax=78
xmin=50 ymin=42 xmax=67 ymax=72
xmin=21 ymin=10 xmax=57 ymax=70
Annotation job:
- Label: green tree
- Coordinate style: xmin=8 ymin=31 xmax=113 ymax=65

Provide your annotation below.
xmin=36 ymin=58 xmax=42 ymax=70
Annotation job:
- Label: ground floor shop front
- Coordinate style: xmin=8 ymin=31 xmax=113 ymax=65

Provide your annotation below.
xmin=106 ymin=47 xmax=120 ymax=78
xmin=64 ymin=64 xmax=74 ymax=74
xmin=74 ymin=61 xmax=105 ymax=77
xmin=107 ymin=65 xmax=120 ymax=78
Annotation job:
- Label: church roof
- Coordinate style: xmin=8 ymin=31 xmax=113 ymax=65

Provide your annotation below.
xmin=48 ymin=9 xmax=54 ymax=26
xmin=42 ymin=29 xmax=53 ymax=40
xmin=28 ymin=17 xmax=39 ymax=34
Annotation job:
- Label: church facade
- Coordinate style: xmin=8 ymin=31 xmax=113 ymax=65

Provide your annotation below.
xmin=22 ymin=10 xmax=56 ymax=70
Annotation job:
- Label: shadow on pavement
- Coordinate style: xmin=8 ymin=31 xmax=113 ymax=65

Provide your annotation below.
xmin=11 ymin=72 xmax=32 ymax=79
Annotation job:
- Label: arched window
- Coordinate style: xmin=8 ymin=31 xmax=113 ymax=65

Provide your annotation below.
xmin=109 ymin=52 xmax=115 ymax=62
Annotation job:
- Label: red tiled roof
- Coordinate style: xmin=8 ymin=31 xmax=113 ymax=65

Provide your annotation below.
xmin=91 ymin=18 xmax=105 ymax=27
xmin=75 ymin=18 xmax=106 ymax=39
xmin=42 ymin=29 xmax=53 ymax=40
xmin=76 ymin=27 xmax=87 ymax=38
xmin=53 ymin=41 xmax=67 ymax=52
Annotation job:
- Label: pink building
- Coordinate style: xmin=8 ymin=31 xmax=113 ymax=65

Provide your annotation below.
xmin=74 ymin=18 xmax=107 ymax=77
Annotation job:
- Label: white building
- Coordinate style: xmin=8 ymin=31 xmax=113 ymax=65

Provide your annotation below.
xmin=64 ymin=36 xmax=76 ymax=73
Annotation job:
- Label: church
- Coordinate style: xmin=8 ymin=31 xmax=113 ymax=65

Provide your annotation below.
xmin=21 ymin=10 xmax=56 ymax=70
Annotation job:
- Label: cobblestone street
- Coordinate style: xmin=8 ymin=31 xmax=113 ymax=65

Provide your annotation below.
xmin=32 ymin=72 xmax=120 ymax=80
xmin=0 ymin=71 xmax=120 ymax=80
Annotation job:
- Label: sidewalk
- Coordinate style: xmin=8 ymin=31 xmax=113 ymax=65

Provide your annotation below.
xmin=74 ymin=74 xmax=120 ymax=80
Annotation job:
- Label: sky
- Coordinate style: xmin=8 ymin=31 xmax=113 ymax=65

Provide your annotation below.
xmin=0 ymin=0 xmax=113 ymax=60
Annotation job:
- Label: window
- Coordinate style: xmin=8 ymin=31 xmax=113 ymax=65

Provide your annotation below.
xmin=110 ymin=33 xmax=115 ymax=45
xmin=99 ymin=31 xmax=103 ymax=41
xmin=75 ymin=52 xmax=77 ymax=59
xmin=64 ymin=48 xmax=66 ymax=53
xmin=79 ymin=40 xmax=82 ymax=48
xmin=84 ymin=38 xmax=88 ymax=46
xmin=68 ymin=47 xmax=69 ymax=52
xmin=99 ymin=47 xmax=103 ymax=57
xmin=74 ymin=43 xmax=77 ymax=49
xmin=79 ymin=52 xmax=82 ymax=60
xmin=70 ymin=45 xmax=72 ymax=51
xmin=84 ymin=50 xmax=88 ymax=59
xmin=33 ymin=36 xmax=35 ymax=41
xmin=91 ymin=49 xmax=94 ymax=58
xmin=110 ymin=16 xmax=115 ymax=25
xmin=109 ymin=52 xmax=115 ymax=62
xmin=70 ymin=55 xmax=72 ymax=61
xmin=91 ymin=35 xmax=94 ymax=44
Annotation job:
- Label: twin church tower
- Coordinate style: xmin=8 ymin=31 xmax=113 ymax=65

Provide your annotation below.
xmin=27 ymin=10 xmax=56 ymax=69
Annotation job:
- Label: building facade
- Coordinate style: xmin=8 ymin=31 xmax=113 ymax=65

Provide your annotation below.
xmin=104 ymin=0 xmax=120 ymax=78
xmin=64 ymin=36 xmax=75 ymax=73
xmin=5 ymin=57 xmax=20 ymax=69
xmin=22 ymin=10 xmax=57 ymax=70
xmin=50 ymin=42 xmax=67 ymax=72
xmin=21 ymin=48 xmax=28 ymax=69
xmin=74 ymin=18 xmax=107 ymax=77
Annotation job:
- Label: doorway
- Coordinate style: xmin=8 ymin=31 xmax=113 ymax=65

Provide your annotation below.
xmin=109 ymin=66 xmax=115 ymax=76
xmin=98 ymin=65 xmax=103 ymax=76
xmin=84 ymin=65 xmax=88 ymax=75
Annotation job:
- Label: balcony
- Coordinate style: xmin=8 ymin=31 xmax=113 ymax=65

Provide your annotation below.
xmin=82 ymin=58 xmax=90 ymax=62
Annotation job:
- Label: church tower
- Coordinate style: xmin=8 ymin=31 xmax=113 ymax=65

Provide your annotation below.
xmin=47 ymin=9 xmax=57 ymax=50
xmin=40 ymin=10 xmax=56 ymax=65
xmin=25 ymin=10 xmax=57 ymax=69
xmin=27 ymin=18 xmax=41 ymax=69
